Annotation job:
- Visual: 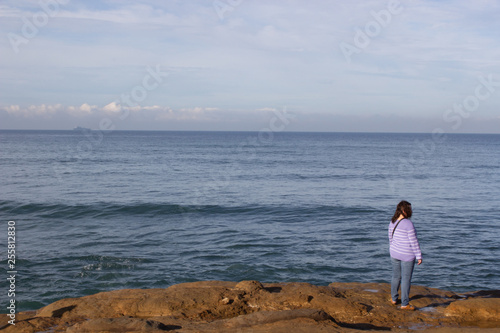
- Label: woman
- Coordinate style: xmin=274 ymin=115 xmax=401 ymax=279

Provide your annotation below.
xmin=389 ymin=200 xmax=422 ymax=310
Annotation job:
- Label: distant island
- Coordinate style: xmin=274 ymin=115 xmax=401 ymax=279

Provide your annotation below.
xmin=73 ymin=126 xmax=91 ymax=131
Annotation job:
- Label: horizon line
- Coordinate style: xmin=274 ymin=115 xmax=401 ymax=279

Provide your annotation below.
xmin=1 ymin=128 xmax=499 ymax=135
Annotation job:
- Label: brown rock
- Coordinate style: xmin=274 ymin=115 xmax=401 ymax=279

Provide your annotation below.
xmin=66 ymin=317 xmax=178 ymax=332
xmin=0 ymin=317 xmax=62 ymax=333
xmin=224 ymin=308 xmax=335 ymax=328
xmin=3 ymin=281 xmax=499 ymax=333
xmin=234 ymin=280 xmax=265 ymax=293
xmin=445 ymin=298 xmax=500 ymax=322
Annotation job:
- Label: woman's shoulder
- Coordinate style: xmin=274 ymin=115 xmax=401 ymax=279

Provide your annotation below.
xmin=400 ymin=219 xmax=415 ymax=229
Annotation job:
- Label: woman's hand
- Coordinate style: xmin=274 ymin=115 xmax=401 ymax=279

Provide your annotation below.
xmin=417 ymin=259 xmax=423 ymax=265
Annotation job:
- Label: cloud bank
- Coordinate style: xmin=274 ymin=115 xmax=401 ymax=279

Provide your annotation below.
xmin=2 ymin=103 xmax=499 ymax=134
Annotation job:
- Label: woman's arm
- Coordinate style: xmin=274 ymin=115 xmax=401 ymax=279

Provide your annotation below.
xmin=407 ymin=221 xmax=422 ymax=262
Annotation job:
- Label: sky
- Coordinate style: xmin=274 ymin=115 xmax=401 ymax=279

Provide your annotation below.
xmin=1 ymin=0 xmax=500 ymax=133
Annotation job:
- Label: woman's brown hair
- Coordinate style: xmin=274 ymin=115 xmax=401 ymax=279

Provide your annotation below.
xmin=391 ymin=200 xmax=412 ymax=223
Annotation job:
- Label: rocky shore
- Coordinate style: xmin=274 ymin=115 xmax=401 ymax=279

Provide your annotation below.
xmin=2 ymin=281 xmax=499 ymax=332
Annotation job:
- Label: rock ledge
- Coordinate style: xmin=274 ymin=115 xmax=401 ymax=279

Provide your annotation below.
xmin=1 ymin=281 xmax=499 ymax=332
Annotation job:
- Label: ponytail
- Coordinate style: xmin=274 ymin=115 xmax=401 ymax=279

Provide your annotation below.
xmin=391 ymin=200 xmax=412 ymax=223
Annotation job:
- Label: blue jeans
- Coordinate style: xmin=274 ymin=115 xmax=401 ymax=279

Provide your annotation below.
xmin=391 ymin=257 xmax=415 ymax=306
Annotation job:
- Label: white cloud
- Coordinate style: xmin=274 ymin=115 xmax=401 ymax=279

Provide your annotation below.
xmin=1 ymin=104 xmax=60 ymax=117
xmin=27 ymin=104 xmax=61 ymax=116
xmin=2 ymin=104 xmax=216 ymax=122
xmin=4 ymin=105 xmax=20 ymax=114
xmin=167 ymin=107 xmax=211 ymax=120
xmin=102 ymin=102 xmax=121 ymax=113
xmin=79 ymin=103 xmax=95 ymax=113
xmin=142 ymin=105 xmax=162 ymax=110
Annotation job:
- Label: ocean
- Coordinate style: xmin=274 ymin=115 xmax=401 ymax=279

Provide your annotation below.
xmin=1 ymin=130 xmax=499 ymax=312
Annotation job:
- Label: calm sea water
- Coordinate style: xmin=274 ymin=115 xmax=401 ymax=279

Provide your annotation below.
xmin=1 ymin=130 xmax=499 ymax=312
